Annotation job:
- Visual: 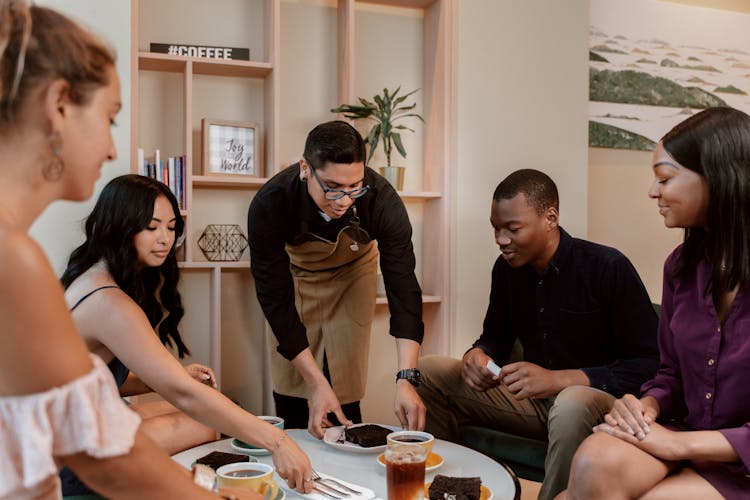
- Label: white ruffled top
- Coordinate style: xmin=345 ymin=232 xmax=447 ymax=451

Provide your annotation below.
xmin=0 ymin=354 xmax=141 ymax=499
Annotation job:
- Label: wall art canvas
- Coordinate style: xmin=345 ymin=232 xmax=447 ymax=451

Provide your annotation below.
xmin=589 ymin=0 xmax=750 ymax=150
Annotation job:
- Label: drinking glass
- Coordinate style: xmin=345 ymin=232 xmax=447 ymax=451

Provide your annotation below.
xmin=385 ymin=443 xmax=427 ymax=500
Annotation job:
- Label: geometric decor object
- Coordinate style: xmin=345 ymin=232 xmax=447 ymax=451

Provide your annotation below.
xmin=197 ymin=224 xmax=248 ymax=261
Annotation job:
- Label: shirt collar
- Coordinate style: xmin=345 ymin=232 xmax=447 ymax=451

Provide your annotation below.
xmin=541 ymin=227 xmax=572 ymax=277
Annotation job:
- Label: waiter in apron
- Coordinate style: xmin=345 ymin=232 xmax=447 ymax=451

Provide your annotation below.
xmin=248 ymin=121 xmax=425 ymax=438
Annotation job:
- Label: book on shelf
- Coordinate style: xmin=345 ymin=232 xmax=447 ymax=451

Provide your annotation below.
xmin=137 ymin=147 xmax=187 ymax=210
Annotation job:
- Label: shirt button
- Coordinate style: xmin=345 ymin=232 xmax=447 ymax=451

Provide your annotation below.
xmin=706 ymin=392 xmax=712 ymax=399
xmin=537 ymin=280 xmax=543 ymax=286
xmin=717 ymin=327 xmax=721 ymax=333
xmin=708 ymin=359 xmax=715 ymax=366
xmin=539 ymin=307 xmax=544 ymax=313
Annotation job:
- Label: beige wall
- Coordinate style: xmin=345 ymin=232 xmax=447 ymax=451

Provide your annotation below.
xmin=452 ymin=0 xmax=590 ymax=355
xmin=587 ymin=0 xmax=750 ymax=303
xmin=36 ymin=0 xmax=750 ymax=425
xmin=30 ymin=0 xmax=131 ymax=275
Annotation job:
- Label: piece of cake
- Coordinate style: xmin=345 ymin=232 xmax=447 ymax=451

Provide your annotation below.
xmin=428 ymin=475 xmax=482 ymax=500
xmin=195 ymin=451 xmax=250 ymax=470
xmin=345 ymin=424 xmax=392 ymax=447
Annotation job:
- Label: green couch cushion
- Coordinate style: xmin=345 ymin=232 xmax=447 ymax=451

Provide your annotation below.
xmin=459 ymin=425 xmax=547 ymax=482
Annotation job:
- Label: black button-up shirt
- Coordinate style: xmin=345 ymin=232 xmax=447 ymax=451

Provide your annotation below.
xmin=248 ymin=163 xmax=424 ymax=360
xmin=473 ymin=228 xmax=659 ymax=397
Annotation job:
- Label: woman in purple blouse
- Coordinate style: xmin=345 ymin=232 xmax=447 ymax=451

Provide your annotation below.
xmin=559 ymin=107 xmax=750 ymax=499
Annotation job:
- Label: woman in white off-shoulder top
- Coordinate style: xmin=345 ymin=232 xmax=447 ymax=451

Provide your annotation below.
xmin=0 ymin=2 xmax=253 ymax=498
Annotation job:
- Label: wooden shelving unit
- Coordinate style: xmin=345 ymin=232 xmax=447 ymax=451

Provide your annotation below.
xmin=131 ymin=0 xmax=452 ymax=393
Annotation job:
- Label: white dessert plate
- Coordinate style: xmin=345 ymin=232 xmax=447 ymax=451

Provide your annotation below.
xmin=322 ymin=423 xmax=401 ymax=454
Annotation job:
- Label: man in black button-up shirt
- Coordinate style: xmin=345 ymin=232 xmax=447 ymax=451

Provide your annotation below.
xmin=417 ymin=169 xmax=658 ymax=500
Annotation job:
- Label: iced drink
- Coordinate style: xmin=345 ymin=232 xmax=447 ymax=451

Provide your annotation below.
xmin=385 ymin=443 xmax=427 ymax=500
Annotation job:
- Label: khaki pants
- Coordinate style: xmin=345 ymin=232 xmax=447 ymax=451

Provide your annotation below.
xmin=417 ymin=355 xmax=615 ymax=500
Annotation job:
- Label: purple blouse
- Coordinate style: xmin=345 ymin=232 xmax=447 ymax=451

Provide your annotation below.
xmin=642 ymin=246 xmax=750 ymax=484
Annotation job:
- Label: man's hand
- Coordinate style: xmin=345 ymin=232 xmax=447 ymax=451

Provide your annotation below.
xmin=394 ymin=380 xmax=426 ymax=430
xmin=603 ymin=394 xmax=659 ymax=440
xmin=461 ymin=348 xmax=502 ymax=392
xmin=501 ymin=361 xmax=565 ymax=400
xmin=307 ymin=380 xmax=352 ymax=439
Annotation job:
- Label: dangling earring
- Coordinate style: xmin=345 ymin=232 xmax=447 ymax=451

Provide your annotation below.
xmin=42 ymin=130 xmax=65 ymax=181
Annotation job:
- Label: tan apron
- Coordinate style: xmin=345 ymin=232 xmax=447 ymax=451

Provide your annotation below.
xmin=268 ymin=208 xmax=379 ymax=404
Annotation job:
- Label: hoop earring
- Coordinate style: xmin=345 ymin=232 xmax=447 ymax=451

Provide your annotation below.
xmin=42 ymin=130 xmax=65 ymax=181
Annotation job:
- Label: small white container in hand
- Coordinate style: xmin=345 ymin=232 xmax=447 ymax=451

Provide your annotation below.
xmin=486 ymin=360 xmax=502 ymax=377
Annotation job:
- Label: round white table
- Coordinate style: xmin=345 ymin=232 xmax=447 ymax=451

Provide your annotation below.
xmin=172 ymin=429 xmax=519 ymax=500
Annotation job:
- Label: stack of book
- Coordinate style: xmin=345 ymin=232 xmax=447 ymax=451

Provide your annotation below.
xmin=137 ymin=148 xmax=187 ymax=210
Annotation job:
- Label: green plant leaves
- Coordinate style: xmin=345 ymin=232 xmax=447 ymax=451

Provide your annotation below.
xmin=331 ymin=86 xmax=423 ymax=166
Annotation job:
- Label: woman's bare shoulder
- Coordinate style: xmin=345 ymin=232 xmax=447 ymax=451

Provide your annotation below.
xmin=0 ymin=225 xmax=54 ymax=283
xmin=65 ymin=263 xmax=122 ymax=309
xmin=0 ymin=226 xmax=93 ymax=394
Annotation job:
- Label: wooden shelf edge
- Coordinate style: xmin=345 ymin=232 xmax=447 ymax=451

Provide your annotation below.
xmin=138 ymin=52 xmax=272 ymax=78
xmin=178 ymin=261 xmax=250 ymax=270
xmin=357 ymin=0 xmax=437 ymax=9
xmin=376 ymin=295 xmax=441 ymax=305
xmin=192 ymin=175 xmax=269 ymax=188
xmin=398 ymin=191 xmax=442 ymax=200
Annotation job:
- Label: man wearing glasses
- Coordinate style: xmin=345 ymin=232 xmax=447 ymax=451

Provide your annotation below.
xmin=248 ymin=120 xmax=426 ymax=439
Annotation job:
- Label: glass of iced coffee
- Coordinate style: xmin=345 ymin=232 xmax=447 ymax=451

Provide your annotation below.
xmin=385 ymin=443 xmax=428 ymax=500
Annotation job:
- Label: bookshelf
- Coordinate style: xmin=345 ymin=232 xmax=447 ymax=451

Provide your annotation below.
xmin=130 ymin=0 xmax=452 ymax=413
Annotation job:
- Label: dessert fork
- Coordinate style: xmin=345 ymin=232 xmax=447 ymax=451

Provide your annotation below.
xmin=312 ymin=470 xmax=363 ymax=495
xmin=312 ymin=485 xmax=345 ymax=499
xmin=335 ymin=425 xmax=349 ymax=444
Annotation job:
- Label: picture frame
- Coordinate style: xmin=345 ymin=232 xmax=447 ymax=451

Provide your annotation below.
xmin=201 ymin=118 xmax=261 ymax=177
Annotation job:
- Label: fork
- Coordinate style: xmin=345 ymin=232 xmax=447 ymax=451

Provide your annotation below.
xmin=312 ymin=485 xmax=344 ymax=499
xmin=335 ymin=425 xmax=349 ymax=444
xmin=312 ymin=470 xmax=363 ymax=495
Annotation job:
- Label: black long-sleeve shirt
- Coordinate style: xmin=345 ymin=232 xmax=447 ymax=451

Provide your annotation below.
xmin=473 ymin=228 xmax=659 ymax=397
xmin=247 ymin=163 xmax=424 ymax=360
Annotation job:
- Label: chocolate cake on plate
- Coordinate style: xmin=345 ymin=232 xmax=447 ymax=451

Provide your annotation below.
xmin=428 ymin=474 xmax=482 ymax=500
xmin=344 ymin=424 xmax=392 ymax=447
xmin=195 ymin=451 xmax=251 ymax=470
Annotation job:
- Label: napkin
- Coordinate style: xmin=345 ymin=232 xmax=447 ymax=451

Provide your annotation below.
xmin=285 ymin=471 xmax=375 ymax=500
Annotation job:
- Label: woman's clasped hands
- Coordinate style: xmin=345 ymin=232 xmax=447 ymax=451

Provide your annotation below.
xmin=595 ymin=394 xmax=658 ymax=440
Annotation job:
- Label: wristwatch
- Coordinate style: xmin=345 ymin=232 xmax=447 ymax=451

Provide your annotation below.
xmin=396 ymin=368 xmax=422 ymax=387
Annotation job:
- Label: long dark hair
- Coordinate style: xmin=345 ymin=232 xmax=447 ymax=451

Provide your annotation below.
xmin=61 ymin=174 xmax=190 ymax=357
xmin=662 ymin=106 xmax=750 ymax=292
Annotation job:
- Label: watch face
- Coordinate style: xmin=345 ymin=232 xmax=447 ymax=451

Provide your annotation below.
xmin=397 ymin=369 xmax=421 ymax=386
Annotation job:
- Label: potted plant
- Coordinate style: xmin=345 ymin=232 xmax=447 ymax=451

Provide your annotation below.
xmin=331 ymin=86 xmax=423 ymax=190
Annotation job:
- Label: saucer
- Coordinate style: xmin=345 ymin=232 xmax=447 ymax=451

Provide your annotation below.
xmin=424 ymin=482 xmax=492 ymax=500
xmin=231 ymin=438 xmax=272 ymax=456
xmin=377 ymin=451 xmax=444 ymax=472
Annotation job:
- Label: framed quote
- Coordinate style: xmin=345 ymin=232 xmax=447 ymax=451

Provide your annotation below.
xmin=201 ymin=118 xmax=261 ymax=177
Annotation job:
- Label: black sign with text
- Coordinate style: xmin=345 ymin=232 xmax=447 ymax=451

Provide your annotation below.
xmin=150 ymin=43 xmax=250 ymax=61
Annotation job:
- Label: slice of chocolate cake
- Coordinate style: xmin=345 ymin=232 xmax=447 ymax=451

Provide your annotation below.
xmin=428 ymin=475 xmax=482 ymax=500
xmin=345 ymin=424 xmax=392 ymax=447
xmin=195 ymin=451 xmax=250 ymax=471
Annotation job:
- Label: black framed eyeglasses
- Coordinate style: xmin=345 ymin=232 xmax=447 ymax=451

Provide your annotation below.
xmin=308 ymin=161 xmax=370 ymax=200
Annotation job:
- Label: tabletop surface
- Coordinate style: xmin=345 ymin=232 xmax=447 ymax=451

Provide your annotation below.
xmin=172 ymin=428 xmax=519 ymax=500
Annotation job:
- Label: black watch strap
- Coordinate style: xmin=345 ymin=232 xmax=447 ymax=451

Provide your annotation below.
xmin=396 ymin=368 xmax=422 ymax=387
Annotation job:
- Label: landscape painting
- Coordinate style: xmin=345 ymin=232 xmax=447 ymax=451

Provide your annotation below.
xmin=589 ymin=0 xmax=750 ymax=150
